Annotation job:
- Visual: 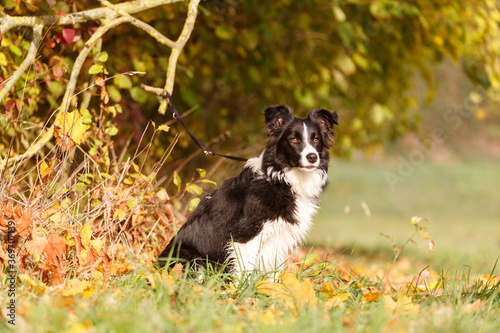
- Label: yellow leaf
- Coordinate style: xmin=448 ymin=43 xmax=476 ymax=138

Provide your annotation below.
xmin=256 ymin=271 xmax=318 ymax=309
xmin=80 ymin=224 xmax=92 ymax=251
xmin=62 ymin=279 xmax=92 ymax=297
xmin=40 ymin=160 xmax=57 ymax=180
xmin=19 ymin=274 xmax=46 ymax=294
xmin=90 ymin=238 xmax=104 ymax=254
xmin=363 ymin=290 xmax=380 ymax=302
xmin=383 ymin=295 xmax=398 ymax=312
xmin=54 ymin=111 xmax=91 ymax=145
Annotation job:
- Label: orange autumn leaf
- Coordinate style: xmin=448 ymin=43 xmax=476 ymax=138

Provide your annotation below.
xmin=43 ymin=233 xmax=66 ymax=285
xmin=363 ymin=289 xmax=380 ymax=302
xmin=26 ymin=226 xmax=48 ymax=255
xmin=171 ymin=263 xmax=184 ymax=279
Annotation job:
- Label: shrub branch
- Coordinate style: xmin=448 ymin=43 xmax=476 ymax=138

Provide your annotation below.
xmin=0 ymin=0 xmax=201 ymax=170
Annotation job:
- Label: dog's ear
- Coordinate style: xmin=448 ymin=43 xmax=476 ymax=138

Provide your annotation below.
xmin=263 ymin=105 xmax=294 ymax=136
xmin=308 ymin=108 xmax=338 ymax=148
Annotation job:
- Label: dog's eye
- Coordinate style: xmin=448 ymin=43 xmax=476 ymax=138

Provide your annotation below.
xmin=313 ymin=138 xmax=319 ymax=143
xmin=291 ymin=138 xmax=299 ymax=143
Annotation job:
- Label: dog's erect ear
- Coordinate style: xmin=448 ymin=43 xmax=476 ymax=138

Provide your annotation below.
xmin=264 ymin=105 xmax=294 ymax=136
xmin=308 ymin=108 xmax=338 ymax=148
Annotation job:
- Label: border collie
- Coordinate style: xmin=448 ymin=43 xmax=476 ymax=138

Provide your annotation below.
xmin=158 ymin=105 xmax=338 ymax=277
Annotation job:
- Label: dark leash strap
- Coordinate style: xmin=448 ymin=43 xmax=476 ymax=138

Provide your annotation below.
xmin=164 ymin=92 xmax=248 ymax=162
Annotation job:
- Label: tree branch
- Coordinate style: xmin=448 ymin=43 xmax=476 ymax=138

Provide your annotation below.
xmin=158 ymin=0 xmax=200 ymax=115
xmin=0 ymin=24 xmax=44 ymax=102
xmin=0 ymin=0 xmax=201 ymax=169
xmin=98 ymin=0 xmax=177 ymax=48
xmin=0 ymin=0 xmax=183 ymax=35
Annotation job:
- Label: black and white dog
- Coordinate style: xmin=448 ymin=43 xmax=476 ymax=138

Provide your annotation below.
xmin=158 ymin=105 xmax=338 ymax=277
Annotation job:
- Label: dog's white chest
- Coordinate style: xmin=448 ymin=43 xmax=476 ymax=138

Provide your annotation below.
xmin=228 ymin=196 xmax=318 ymax=276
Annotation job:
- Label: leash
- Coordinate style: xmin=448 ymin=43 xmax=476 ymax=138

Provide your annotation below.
xmin=164 ymin=92 xmax=248 ymax=162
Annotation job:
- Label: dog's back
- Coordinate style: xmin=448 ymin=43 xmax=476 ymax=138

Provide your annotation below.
xmin=158 ymin=105 xmax=338 ymax=275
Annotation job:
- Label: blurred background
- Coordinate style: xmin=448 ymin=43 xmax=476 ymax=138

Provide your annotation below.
xmin=1 ymin=0 xmax=499 ymax=273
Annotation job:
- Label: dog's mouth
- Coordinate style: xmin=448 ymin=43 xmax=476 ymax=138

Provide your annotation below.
xmin=301 ymin=165 xmax=317 ymax=171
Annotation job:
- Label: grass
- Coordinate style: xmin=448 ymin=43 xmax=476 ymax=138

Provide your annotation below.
xmin=2 ymin=159 xmax=499 ymax=332
xmin=2 ymin=256 xmax=499 ymax=332
xmin=310 ymin=158 xmax=500 ymax=272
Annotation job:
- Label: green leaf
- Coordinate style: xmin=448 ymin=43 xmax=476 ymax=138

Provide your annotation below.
xmin=158 ymin=124 xmax=170 ymax=132
xmin=108 ymin=106 xmax=117 ymax=117
xmin=107 ymin=85 xmax=122 ymax=103
xmin=130 ymin=86 xmax=148 ymax=103
xmin=199 ymin=179 xmax=217 ymax=186
xmin=173 ymin=171 xmax=181 ymax=191
xmin=189 ymin=198 xmax=200 ymax=212
xmin=196 ymin=168 xmax=207 ymax=178
xmin=113 ymin=75 xmax=133 ymax=89
xmin=48 ymin=81 xmax=64 ymax=97
xmin=88 ymin=64 xmax=103 ymax=74
xmin=185 ymin=183 xmax=204 ymax=196
xmin=106 ymin=126 xmax=118 ymax=136
xmin=9 ymin=44 xmax=22 ymax=57
xmin=215 ymin=25 xmax=236 ymax=40
xmin=98 ymin=51 xmax=109 ymax=62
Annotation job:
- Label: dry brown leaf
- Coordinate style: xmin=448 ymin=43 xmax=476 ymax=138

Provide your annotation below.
xmin=83 ymin=246 xmax=100 ymax=267
xmin=44 ymin=233 xmax=66 ymax=266
xmin=102 ymin=254 xmax=113 ymax=286
xmin=16 ymin=207 xmax=32 ymax=238
xmin=26 ymin=227 xmax=48 ymax=255
xmin=43 ymin=233 xmax=66 ymax=285
xmin=171 ymin=263 xmax=183 ymax=279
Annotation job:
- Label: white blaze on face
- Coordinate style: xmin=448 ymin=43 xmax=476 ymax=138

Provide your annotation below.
xmin=301 ymin=123 xmax=319 ymax=169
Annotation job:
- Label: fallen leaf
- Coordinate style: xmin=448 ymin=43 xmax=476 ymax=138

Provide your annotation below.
xmin=43 ymin=233 xmax=66 ymax=285
xmin=26 ymin=227 xmax=48 ymax=255
xmin=463 ymin=299 xmax=482 ymax=314
xmin=19 ymin=274 xmax=46 ymax=293
xmin=62 ymin=279 xmax=93 ymax=297
xmin=256 ymin=271 xmax=317 ymax=310
xmin=171 ymin=263 xmax=183 ymax=279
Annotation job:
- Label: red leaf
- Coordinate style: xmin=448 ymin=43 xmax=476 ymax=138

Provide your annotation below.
xmin=15 ymin=99 xmax=22 ymax=112
xmin=5 ymin=100 xmax=15 ymax=111
xmin=47 ymin=0 xmax=56 ymax=8
xmin=62 ymin=26 xmax=75 ymax=45
xmin=54 ymin=33 xmax=62 ymax=44
xmin=53 ymin=66 xmax=63 ymax=79
xmin=44 ymin=72 xmax=51 ymax=87
xmin=45 ymin=37 xmax=56 ymax=48
xmin=87 ymin=22 xmax=99 ymax=36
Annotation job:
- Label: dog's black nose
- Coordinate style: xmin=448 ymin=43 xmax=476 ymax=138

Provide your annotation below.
xmin=306 ymin=153 xmax=318 ymax=163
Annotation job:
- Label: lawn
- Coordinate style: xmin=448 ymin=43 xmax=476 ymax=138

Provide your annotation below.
xmin=1 ymin=160 xmax=499 ymax=332
xmin=311 ymin=159 xmax=500 ymax=272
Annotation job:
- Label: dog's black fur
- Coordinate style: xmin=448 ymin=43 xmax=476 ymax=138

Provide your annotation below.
xmin=158 ymin=105 xmax=338 ymax=274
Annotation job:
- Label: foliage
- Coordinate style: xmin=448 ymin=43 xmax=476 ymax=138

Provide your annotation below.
xmin=0 ymin=244 xmax=498 ymax=331
xmin=0 ymin=1 xmax=499 ymax=329
xmin=1 ymin=0 xmax=500 ymax=165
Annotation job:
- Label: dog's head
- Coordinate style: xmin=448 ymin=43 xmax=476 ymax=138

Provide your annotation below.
xmin=263 ymin=105 xmax=338 ymax=173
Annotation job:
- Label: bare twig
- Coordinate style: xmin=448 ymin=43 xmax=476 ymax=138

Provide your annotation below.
xmin=99 ymin=0 xmax=176 ymax=48
xmin=0 ymin=0 xmax=183 ymax=35
xmin=0 ymin=24 xmax=43 ymax=102
xmin=158 ymin=0 xmax=200 ymax=115
xmin=0 ymin=0 xmax=201 ymax=169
